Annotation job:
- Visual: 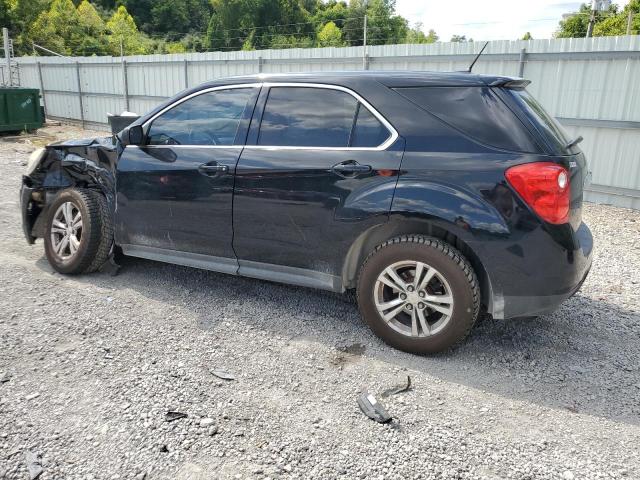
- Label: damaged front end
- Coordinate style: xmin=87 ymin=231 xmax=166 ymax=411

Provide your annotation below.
xmin=20 ymin=136 xmax=119 ymax=244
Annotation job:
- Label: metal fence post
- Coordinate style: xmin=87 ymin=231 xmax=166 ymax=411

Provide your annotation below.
xmin=122 ymin=59 xmax=129 ymax=112
xmin=183 ymin=59 xmax=189 ymax=89
xmin=257 ymin=56 xmax=263 ymax=73
xmin=36 ymin=61 xmax=47 ymax=118
xmin=518 ymin=48 xmax=527 ymax=78
xmin=75 ymin=61 xmax=85 ymax=129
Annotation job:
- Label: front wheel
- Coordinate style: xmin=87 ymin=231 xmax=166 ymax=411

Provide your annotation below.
xmin=44 ymin=188 xmax=112 ymax=275
xmin=357 ymin=236 xmax=480 ymax=354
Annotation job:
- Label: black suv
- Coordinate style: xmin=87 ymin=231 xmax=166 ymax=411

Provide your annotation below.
xmin=20 ymin=71 xmax=593 ymax=353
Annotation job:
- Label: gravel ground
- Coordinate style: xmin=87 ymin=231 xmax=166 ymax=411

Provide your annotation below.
xmin=1 ymin=125 xmax=639 ymax=480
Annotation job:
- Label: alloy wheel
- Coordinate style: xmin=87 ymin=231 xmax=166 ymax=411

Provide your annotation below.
xmin=50 ymin=201 xmax=83 ymax=261
xmin=373 ymin=260 xmax=454 ymax=337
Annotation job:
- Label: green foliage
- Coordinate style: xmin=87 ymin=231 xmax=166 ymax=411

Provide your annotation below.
xmin=522 ymin=32 xmax=532 ymax=40
xmin=594 ymin=0 xmax=640 ymax=36
xmin=0 ymin=0 xmax=13 ymax=30
xmin=554 ymin=2 xmax=627 ymax=38
xmin=30 ymin=0 xmax=83 ymax=55
xmin=450 ymin=34 xmax=469 ymax=42
xmin=106 ymin=5 xmax=148 ymax=55
xmin=406 ymin=23 xmax=437 ymax=44
xmin=9 ymin=0 xmax=451 ymax=56
xmin=317 ymin=21 xmax=344 ymax=47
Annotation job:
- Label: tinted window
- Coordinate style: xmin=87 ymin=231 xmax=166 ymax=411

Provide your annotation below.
xmin=258 ymin=87 xmax=357 ymax=147
xmin=147 ymin=88 xmax=254 ymax=146
xmin=350 ymin=104 xmax=390 ymax=147
xmin=507 ymin=89 xmax=572 ymax=154
xmin=395 ymin=86 xmax=540 ymax=153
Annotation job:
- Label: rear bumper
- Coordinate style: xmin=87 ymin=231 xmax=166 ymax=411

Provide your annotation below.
xmin=497 ymin=260 xmax=591 ymax=319
xmin=483 ymin=222 xmax=593 ymax=319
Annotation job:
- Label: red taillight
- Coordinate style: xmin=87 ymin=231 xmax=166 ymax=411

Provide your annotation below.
xmin=505 ymin=162 xmax=570 ymax=224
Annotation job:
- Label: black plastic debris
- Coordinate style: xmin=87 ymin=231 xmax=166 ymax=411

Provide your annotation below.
xmin=357 ymin=392 xmax=392 ymax=424
xmin=211 ymin=369 xmax=235 ymax=381
xmin=165 ymin=411 xmax=188 ymax=422
xmin=382 ymin=375 xmax=412 ymax=398
xmin=24 ymin=450 xmax=43 ymax=480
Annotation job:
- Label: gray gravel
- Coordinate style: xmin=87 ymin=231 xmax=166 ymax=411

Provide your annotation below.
xmin=1 ymin=126 xmax=640 ymax=480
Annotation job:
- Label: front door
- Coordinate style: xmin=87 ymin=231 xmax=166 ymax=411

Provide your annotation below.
xmin=233 ymin=84 xmax=404 ymax=287
xmin=115 ymin=85 xmax=259 ymax=267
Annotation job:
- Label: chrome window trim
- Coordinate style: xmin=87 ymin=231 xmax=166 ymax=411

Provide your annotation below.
xmin=249 ymin=82 xmax=398 ymax=151
xmin=137 ymin=81 xmax=398 ymax=152
xmin=128 ymin=145 xmax=244 ymax=150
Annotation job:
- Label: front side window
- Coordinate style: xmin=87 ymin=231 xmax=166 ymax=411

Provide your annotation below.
xmin=258 ymin=87 xmax=358 ymax=148
xmin=147 ymin=88 xmax=255 ymax=146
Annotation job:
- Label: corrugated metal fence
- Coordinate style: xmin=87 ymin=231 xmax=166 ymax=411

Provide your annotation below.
xmin=13 ymin=36 xmax=640 ymax=209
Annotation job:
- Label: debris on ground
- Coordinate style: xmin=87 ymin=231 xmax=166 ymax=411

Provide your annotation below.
xmin=0 ymin=372 xmax=10 ymax=383
xmin=165 ymin=411 xmax=188 ymax=422
xmin=382 ymin=375 xmax=412 ymax=398
xmin=24 ymin=450 xmax=43 ymax=480
xmin=357 ymin=392 xmax=392 ymax=424
xmin=210 ymin=369 xmax=235 ymax=381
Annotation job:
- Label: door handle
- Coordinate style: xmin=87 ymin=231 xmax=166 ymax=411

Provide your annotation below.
xmin=331 ymin=161 xmax=372 ymax=177
xmin=198 ymin=163 xmax=229 ymax=176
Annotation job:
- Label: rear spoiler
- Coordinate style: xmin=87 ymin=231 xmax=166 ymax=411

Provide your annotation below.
xmin=489 ymin=78 xmax=531 ymax=90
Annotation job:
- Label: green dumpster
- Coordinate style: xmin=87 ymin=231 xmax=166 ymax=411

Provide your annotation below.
xmin=0 ymin=88 xmax=44 ymax=133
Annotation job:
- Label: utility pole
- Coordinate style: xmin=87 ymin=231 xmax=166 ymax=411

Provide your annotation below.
xmin=627 ymin=10 xmax=634 ymax=35
xmin=362 ymin=14 xmax=368 ymax=69
xmin=3 ymin=28 xmax=11 ymax=86
xmin=586 ymin=5 xmax=596 ymax=37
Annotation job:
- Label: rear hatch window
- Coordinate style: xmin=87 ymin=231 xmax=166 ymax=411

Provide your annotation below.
xmin=503 ymin=89 xmax=577 ymax=156
xmin=394 ymin=86 xmax=542 ymax=154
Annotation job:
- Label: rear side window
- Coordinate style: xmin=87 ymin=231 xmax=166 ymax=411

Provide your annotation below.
xmin=259 ymin=87 xmax=357 ymax=147
xmin=394 ymin=86 xmax=540 ymax=153
xmin=351 ymin=104 xmax=391 ymax=147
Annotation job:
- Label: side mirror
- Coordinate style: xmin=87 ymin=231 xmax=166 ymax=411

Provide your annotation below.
xmin=128 ymin=125 xmax=144 ymax=145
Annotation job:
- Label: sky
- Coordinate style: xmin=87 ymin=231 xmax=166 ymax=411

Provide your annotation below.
xmin=395 ymin=0 xmax=631 ymax=41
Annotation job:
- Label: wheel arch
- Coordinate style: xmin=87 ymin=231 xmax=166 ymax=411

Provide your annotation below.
xmin=341 ymin=215 xmax=494 ymax=314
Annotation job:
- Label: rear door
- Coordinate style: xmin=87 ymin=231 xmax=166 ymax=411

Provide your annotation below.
xmin=232 ymin=83 xmax=405 ymax=288
xmin=115 ymin=85 xmax=259 ymax=266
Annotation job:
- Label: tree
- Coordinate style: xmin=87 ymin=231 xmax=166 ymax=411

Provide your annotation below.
xmin=450 ymin=34 xmax=468 ymax=42
xmin=76 ymin=1 xmax=109 ymax=55
xmin=406 ymin=23 xmax=438 ymax=44
xmin=365 ymin=0 xmax=408 ymax=46
xmin=30 ymin=0 xmax=83 ymax=55
xmin=593 ymin=0 xmax=640 ymax=35
xmin=269 ymin=34 xmax=313 ymax=49
xmin=343 ymin=0 xmax=366 ymax=46
xmin=0 ymin=0 xmax=13 ymax=32
xmin=11 ymin=0 xmax=53 ymax=55
xmin=317 ymin=21 xmax=344 ymax=47
xmin=106 ymin=5 xmax=148 ymax=55
xmin=555 ymin=2 xmax=620 ymax=38
xmin=312 ymin=0 xmax=349 ymax=29
xmin=522 ymin=32 xmax=532 ymax=40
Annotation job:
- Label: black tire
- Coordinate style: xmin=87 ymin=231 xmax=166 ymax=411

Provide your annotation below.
xmin=356 ymin=235 xmax=480 ymax=354
xmin=44 ymin=188 xmax=112 ymax=275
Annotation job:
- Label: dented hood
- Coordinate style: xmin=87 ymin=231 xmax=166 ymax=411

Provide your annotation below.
xmin=49 ymin=136 xmax=116 ymax=150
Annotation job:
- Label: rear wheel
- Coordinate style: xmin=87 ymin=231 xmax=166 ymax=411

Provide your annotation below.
xmin=357 ymin=235 xmax=480 ymax=354
xmin=44 ymin=188 xmax=112 ymax=275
